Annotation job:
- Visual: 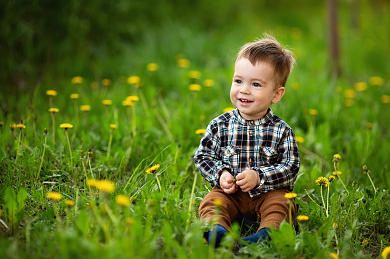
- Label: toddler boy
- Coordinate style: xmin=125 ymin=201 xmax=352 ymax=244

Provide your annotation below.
xmin=194 ymin=35 xmax=300 ymax=247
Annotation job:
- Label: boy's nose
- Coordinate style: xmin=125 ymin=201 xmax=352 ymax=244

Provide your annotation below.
xmin=239 ymin=84 xmax=250 ymax=94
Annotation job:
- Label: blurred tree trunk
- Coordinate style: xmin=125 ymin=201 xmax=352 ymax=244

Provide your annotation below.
xmin=328 ymin=0 xmax=342 ymax=77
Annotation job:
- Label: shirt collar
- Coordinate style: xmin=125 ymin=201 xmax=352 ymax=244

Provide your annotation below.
xmin=233 ymin=108 xmax=274 ymax=126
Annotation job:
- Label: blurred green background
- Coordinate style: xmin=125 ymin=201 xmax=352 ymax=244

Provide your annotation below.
xmin=1 ymin=0 xmax=389 ymax=94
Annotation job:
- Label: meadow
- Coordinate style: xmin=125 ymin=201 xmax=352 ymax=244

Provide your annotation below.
xmin=1 ymin=1 xmax=390 ymax=258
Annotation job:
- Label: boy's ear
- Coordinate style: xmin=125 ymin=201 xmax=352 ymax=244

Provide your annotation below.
xmin=271 ymin=86 xmax=285 ymax=104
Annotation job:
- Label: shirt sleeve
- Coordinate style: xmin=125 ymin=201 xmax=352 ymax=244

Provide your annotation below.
xmin=251 ymin=127 xmax=300 ymax=193
xmin=193 ymin=120 xmax=232 ymax=187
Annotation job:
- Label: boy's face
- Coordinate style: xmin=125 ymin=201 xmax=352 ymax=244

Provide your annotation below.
xmin=230 ymin=58 xmax=285 ymax=120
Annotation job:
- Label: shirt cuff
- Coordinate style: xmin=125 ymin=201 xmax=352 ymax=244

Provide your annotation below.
xmin=252 ymin=167 xmax=265 ymax=191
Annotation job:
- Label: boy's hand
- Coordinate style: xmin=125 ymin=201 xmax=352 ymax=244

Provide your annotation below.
xmin=236 ymin=169 xmax=260 ymax=192
xmin=219 ymin=170 xmax=237 ymax=194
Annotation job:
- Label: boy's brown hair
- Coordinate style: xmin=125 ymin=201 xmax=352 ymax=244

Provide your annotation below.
xmin=236 ymin=34 xmax=295 ymax=88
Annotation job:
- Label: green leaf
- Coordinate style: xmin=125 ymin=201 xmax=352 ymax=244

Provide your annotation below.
xmin=16 ymin=187 xmax=28 ymax=211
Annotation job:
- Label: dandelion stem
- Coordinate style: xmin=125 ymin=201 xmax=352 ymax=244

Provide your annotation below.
xmin=326 ymin=184 xmax=330 ymax=217
xmin=107 ymin=131 xmax=113 ymax=159
xmin=333 ymin=161 xmax=349 ymax=195
xmin=65 ymin=130 xmax=73 ymax=170
xmin=154 ymin=175 xmax=162 ymax=192
xmin=15 ymin=130 xmax=22 ymax=163
xmin=186 ymin=172 xmax=198 ymax=231
xmin=36 ymin=133 xmax=47 ymax=181
xmin=51 ymin=113 xmax=56 ymax=146
xmin=320 ymin=186 xmax=328 ymax=217
xmin=366 ymin=173 xmax=377 ymax=194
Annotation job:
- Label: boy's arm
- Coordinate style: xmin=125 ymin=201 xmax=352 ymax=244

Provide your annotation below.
xmin=194 ymin=121 xmax=232 ymax=188
xmin=252 ymin=127 xmax=300 ymax=192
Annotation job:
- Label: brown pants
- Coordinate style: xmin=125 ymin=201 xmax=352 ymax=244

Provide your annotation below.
xmin=199 ymin=188 xmax=298 ymax=232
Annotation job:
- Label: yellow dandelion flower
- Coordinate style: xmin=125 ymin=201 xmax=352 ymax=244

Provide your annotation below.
xmin=296 ymin=136 xmax=305 ymax=143
xmin=96 ymin=180 xmax=115 ymax=193
xmin=102 ymin=78 xmax=111 ymax=86
xmin=126 ymin=217 xmax=135 ymax=225
xmin=146 ymin=164 xmax=160 ymax=174
xmin=330 ymin=252 xmax=339 ymax=259
xmin=10 ymin=123 xmax=16 ymax=130
xmin=189 ymin=70 xmax=201 ymax=79
xmin=49 ymin=108 xmax=59 ymax=113
xmin=284 ymin=192 xmax=297 ymax=199
xmin=147 ymin=63 xmax=158 ymax=72
xmin=127 ymin=76 xmax=140 ymax=85
xmin=309 ymin=109 xmax=318 ymax=115
xmin=362 ymin=239 xmax=368 ymax=246
xmin=333 ymin=154 xmax=341 ymax=160
xmin=354 ymin=82 xmax=367 ymax=92
xmin=344 ymin=89 xmax=356 ymax=99
xmin=47 ymin=191 xmax=62 ymax=200
xmin=80 ymin=105 xmax=91 ymax=111
xmin=46 ymin=90 xmax=57 ymax=96
xmin=0 ymin=121 xmax=3 ymax=128
xmin=332 ymin=171 xmax=342 ymax=175
xmin=72 ymin=76 xmax=83 ymax=84
xmin=296 ymin=215 xmax=309 ymax=221
xmin=86 ymin=179 xmax=98 ymax=188
xmin=333 ymin=222 xmax=338 ymax=228
xmin=16 ymin=124 xmax=26 ymax=129
xmin=102 ymin=99 xmax=112 ymax=106
xmin=381 ymin=95 xmax=390 ymax=104
xmin=367 ymin=122 xmax=373 ymax=129
xmin=315 ymin=176 xmax=329 ymax=187
xmin=110 ymin=124 xmax=117 ymax=129
xmin=214 ymin=198 xmax=223 ymax=207
xmin=382 ymin=246 xmax=390 ymax=259
xmin=65 ymin=199 xmax=75 ymax=206
xmin=203 ymin=79 xmax=214 ymax=87
xmin=70 ymin=93 xmax=79 ymax=99
xmin=369 ymin=76 xmax=384 ymax=86
xmin=195 ymin=129 xmax=206 ymax=135
xmin=122 ymin=100 xmax=134 ymax=107
xmin=177 ymin=58 xmax=190 ymax=68
xmin=115 ymin=195 xmax=131 ymax=207
xmin=59 ymin=123 xmax=73 ymax=129
xmin=223 ymin=107 xmax=235 ymax=113
xmin=126 ymin=95 xmax=140 ymax=102
xmin=189 ymin=84 xmax=201 ymax=91
xmin=328 ymin=175 xmax=336 ymax=182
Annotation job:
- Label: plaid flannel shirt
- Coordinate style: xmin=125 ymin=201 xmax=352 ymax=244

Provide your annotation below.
xmin=194 ymin=108 xmax=300 ymax=197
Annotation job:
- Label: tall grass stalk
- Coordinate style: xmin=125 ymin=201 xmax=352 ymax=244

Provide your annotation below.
xmin=36 ymin=128 xmax=48 ymax=181
xmin=185 ymin=172 xmax=198 ymax=231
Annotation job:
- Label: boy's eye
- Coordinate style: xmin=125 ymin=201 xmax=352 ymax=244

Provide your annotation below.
xmin=234 ymin=79 xmax=242 ymax=84
xmin=253 ymin=82 xmax=261 ymax=87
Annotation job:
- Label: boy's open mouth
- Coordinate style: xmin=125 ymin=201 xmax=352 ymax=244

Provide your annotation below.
xmin=239 ymin=99 xmax=253 ymax=103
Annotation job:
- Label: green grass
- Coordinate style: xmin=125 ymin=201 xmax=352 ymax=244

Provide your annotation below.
xmin=1 ymin=1 xmax=390 ymax=258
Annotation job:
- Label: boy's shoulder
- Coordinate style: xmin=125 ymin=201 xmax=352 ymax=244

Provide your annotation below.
xmin=211 ymin=109 xmax=237 ymax=124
